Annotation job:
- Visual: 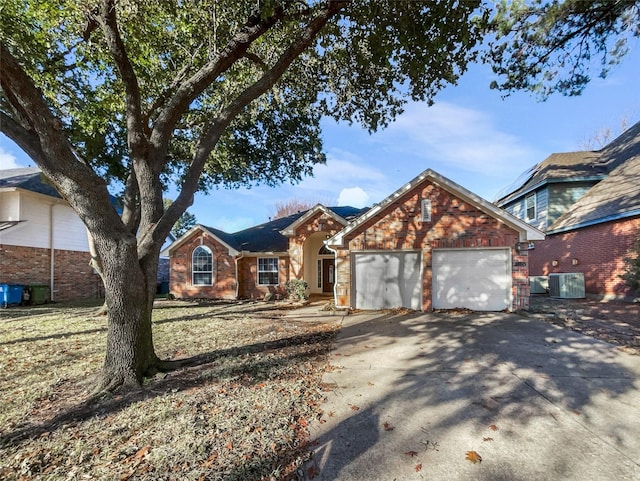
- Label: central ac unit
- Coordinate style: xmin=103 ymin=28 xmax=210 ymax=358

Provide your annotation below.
xmin=548 ymin=273 xmax=585 ymax=298
xmin=529 ymin=276 xmax=549 ymax=294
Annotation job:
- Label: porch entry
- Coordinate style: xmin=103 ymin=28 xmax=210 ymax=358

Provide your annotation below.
xmin=322 ymin=258 xmax=335 ymax=293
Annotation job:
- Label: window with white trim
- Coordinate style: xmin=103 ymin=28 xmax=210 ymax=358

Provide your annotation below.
xmin=421 ymin=199 xmax=432 ymax=222
xmin=525 ymin=193 xmax=536 ymax=221
xmin=192 ymin=245 xmax=213 ymax=285
xmin=258 ymin=257 xmax=279 ymax=285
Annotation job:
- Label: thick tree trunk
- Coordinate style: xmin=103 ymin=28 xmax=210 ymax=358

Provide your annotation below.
xmin=97 ymin=234 xmax=161 ymax=390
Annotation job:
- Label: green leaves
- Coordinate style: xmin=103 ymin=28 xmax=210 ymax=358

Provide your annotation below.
xmin=485 ymin=0 xmax=640 ymax=98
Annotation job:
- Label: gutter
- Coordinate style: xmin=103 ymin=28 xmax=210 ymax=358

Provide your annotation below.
xmin=547 ymin=209 xmax=640 ymax=235
xmin=496 ymin=176 xmax=606 ymax=207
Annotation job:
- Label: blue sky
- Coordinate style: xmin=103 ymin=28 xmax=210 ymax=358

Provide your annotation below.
xmin=2 ymin=44 xmax=639 ymax=233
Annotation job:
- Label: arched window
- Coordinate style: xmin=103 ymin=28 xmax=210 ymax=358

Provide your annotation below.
xmin=318 ymin=245 xmax=332 ymax=255
xmin=192 ymin=245 xmax=213 ymax=285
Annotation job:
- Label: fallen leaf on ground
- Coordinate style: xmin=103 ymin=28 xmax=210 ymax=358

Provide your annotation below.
xmin=488 ymin=424 xmax=499 ymax=431
xmin=350 ymin=404 xmax=360 ymax=411
xmin=405 ymin=451 xmax=418 ymax=457
xmin=135 ymin=446 xmax=151 ymax=459
xmin=415 ymin=463 xmax=422 ymax=472
xmin=383 ymin=422 xmax=394 ymax=432
xmin=483 ymin=437 xmax=494 ymax=442
xmin=465 ymin=451 xmax=482 ymax=464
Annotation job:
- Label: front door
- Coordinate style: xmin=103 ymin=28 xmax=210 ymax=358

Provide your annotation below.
xmin=322 ymin=258 xmax=335 ymax=293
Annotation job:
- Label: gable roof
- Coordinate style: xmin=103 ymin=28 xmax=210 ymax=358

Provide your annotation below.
xmin=279 ymin=204 xmax=368 ymax=236
xmin=495 ymin=151 xmax=603 ymax=205
xmin=328 ymin=169 xmax=544 ymax=246
xmin=548 ymin=123 xmax=640 ymax=233
xmin=497 ymin=120 xmax=640 ymax=207
xmin=0 ymin=167 xmax=62 ymax=199
xmin=165 ymin=206 xmax=368 ymax=256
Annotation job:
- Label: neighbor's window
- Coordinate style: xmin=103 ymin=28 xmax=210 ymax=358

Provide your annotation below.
xmin=421 ymin=199 xmax=432 ymax=222
xmin=525 ymin=193 xmax=536 ymax=221
xmin=258 ymin=258 xmax=279 ymax=285
xmin=192 ymin=245 xmax=213 ymax=285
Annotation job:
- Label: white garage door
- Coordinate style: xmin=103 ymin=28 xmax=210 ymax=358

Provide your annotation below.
xmin=353 ymin=251 xmax=422 ymax=310
xmin=432 ymin=248 xmax=511 ymax=311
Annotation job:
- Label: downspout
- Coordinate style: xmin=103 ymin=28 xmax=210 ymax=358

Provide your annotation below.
xmin=234 ymin=251 xmax=244 ymax=299
xmin=324 ymin=241 xmax=339 ymax=308
xmin=49 ymin=203 xmax=55 ymax=301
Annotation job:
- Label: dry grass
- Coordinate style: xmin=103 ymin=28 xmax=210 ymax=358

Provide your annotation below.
xmin=0 ymin=299 xmax=339 ymax=480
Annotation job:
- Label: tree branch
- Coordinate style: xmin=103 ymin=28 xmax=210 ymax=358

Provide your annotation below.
xmin=0 ymin=42 xmax=122 ymax=234
xmin=148 ymin=4 xmax=289 ymax=166
xmin=92 ymin=0 xmax=148 ymax=159
xmin=151 ymin=1 xmax=347 ymax=249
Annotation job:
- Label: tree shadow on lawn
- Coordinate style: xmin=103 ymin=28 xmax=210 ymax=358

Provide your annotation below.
xmin=309 ymin=311 xmax=640 ymax=480
xmin=0 ymin=328 xmax=336 ymax=449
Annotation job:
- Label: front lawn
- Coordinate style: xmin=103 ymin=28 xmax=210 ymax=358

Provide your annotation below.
xmin=0 ymin=299 xmax=338 ymax=480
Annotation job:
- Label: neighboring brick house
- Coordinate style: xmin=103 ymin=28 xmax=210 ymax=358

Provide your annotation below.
xmin=0 ymin=167 xmax=102 ymax=301
xmin=167 ymin=169 xmax=543 ymax=311
xmin=497 ymin=122 xmax=640 ymax=299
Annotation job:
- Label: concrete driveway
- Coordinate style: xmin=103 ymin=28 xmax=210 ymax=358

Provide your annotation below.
xmin=306 ymin=310 xmax=640 ymax=481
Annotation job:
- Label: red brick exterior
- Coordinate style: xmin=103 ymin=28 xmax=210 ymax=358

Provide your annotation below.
xmin=332 ymin=181 xmax=526 ymax=311
xmin=169 ymin=233 xmax=237 ymax=299
xmin=529 ymin=217 xmax=640 ymax=299
xmin=0 ymin=244 xmax=102 ymax=301
xmin=287 ymin=211 xmax=346 ymax=280
xmin=237 ymin=256 xmax=289 ymax=299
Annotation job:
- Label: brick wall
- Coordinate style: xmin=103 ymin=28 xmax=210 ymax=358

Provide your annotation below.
xmin=529 ymin=217 xmax=640 ymax=299
xmin=237 ymin=256 xmax=289 ymax=299
xmin=288 ymin=211 xmax=345 ymax=280
xmin=333 ymin=181 xmax=525 ymax=311
xmin=169 ymin=233 xmax=237 ymax=299
xmin=0 ymin=244 xmax=102 ymax=301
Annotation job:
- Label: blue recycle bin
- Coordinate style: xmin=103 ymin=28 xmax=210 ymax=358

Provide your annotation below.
xmin=0 ymin=284 xmax=24 ymax=308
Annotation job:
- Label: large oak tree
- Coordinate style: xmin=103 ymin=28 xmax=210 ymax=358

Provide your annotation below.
xmin=1 ymin=0 xmax=486 ymax=389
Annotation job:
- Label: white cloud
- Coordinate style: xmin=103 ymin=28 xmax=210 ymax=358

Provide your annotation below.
xmin=375 ymin=101 xmax=541 ymax=176
xmin=337 ymin=187 xmax=370 ymax=208
xmin=0 ymin=147 xmax=21 ymax=169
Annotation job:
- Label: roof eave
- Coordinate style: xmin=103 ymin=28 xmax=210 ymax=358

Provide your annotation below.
xmin=547 ymin=209 xmax=640 ymax=235
xmin=328 ymin=169 xmax=545 ymax=246
xmin=280 ymin=204 xmax=348 ymax=236
xmin=497 ymin=175 xmax=605 ymax=207
xmin=164 ymin=224 xmax=239 ymax=257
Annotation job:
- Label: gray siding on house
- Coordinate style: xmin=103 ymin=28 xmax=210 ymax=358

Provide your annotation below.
xmin=503 ymin=187 xmax=548 ymax=232
xmin=547 ymin=182 xmax=597 ymax=227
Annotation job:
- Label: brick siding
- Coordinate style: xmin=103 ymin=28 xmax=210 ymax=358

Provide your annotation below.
xmin=237 ymin=256 xmax=289 ymax=299
xmin=0 ymin=244 xmax=102 ymax=301
xmin=332 ymin=181 xmax=526 ymax=311
xmin=169 ymin=233 xmax=237 ymax=299
xmin=529 ymin=217 xmax=640 ymax=299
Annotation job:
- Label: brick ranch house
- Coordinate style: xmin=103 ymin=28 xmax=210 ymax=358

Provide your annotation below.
xmin=497 ymin=121 xmax=640 ymax=299
xmin=166 ymin=169 xmax=543 ymax=311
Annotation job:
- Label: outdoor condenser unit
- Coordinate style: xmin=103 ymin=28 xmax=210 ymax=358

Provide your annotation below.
xmin=548 ymin=273 xmax=585 ymax=299
xmin=529 ymin=276 xmax=549 ymax=294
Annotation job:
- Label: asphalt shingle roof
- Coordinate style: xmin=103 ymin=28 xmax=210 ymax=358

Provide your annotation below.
xmin=549 ymin=122 xmax=640 ymax=232
xmin=202 ymin=206 xmax=368 ymax=253
xmin=0 ymin=167 xmax=62 ymax=199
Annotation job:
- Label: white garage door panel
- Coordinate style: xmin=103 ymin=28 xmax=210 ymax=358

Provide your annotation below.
xmin=354 ymin=252 xmax=422 ymax=310
xmin=433 ymin=249 xmax=511 ymax=311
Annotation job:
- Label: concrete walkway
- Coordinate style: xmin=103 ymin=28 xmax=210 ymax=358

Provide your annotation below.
xmin=305 ymin=310 xmax=640 ymax=481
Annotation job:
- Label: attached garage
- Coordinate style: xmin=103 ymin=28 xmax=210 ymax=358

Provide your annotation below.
xmin=353 ymin=251 xmax=422 ymax=310
xmin=432 ymin=248 xmax=511 ymax=311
